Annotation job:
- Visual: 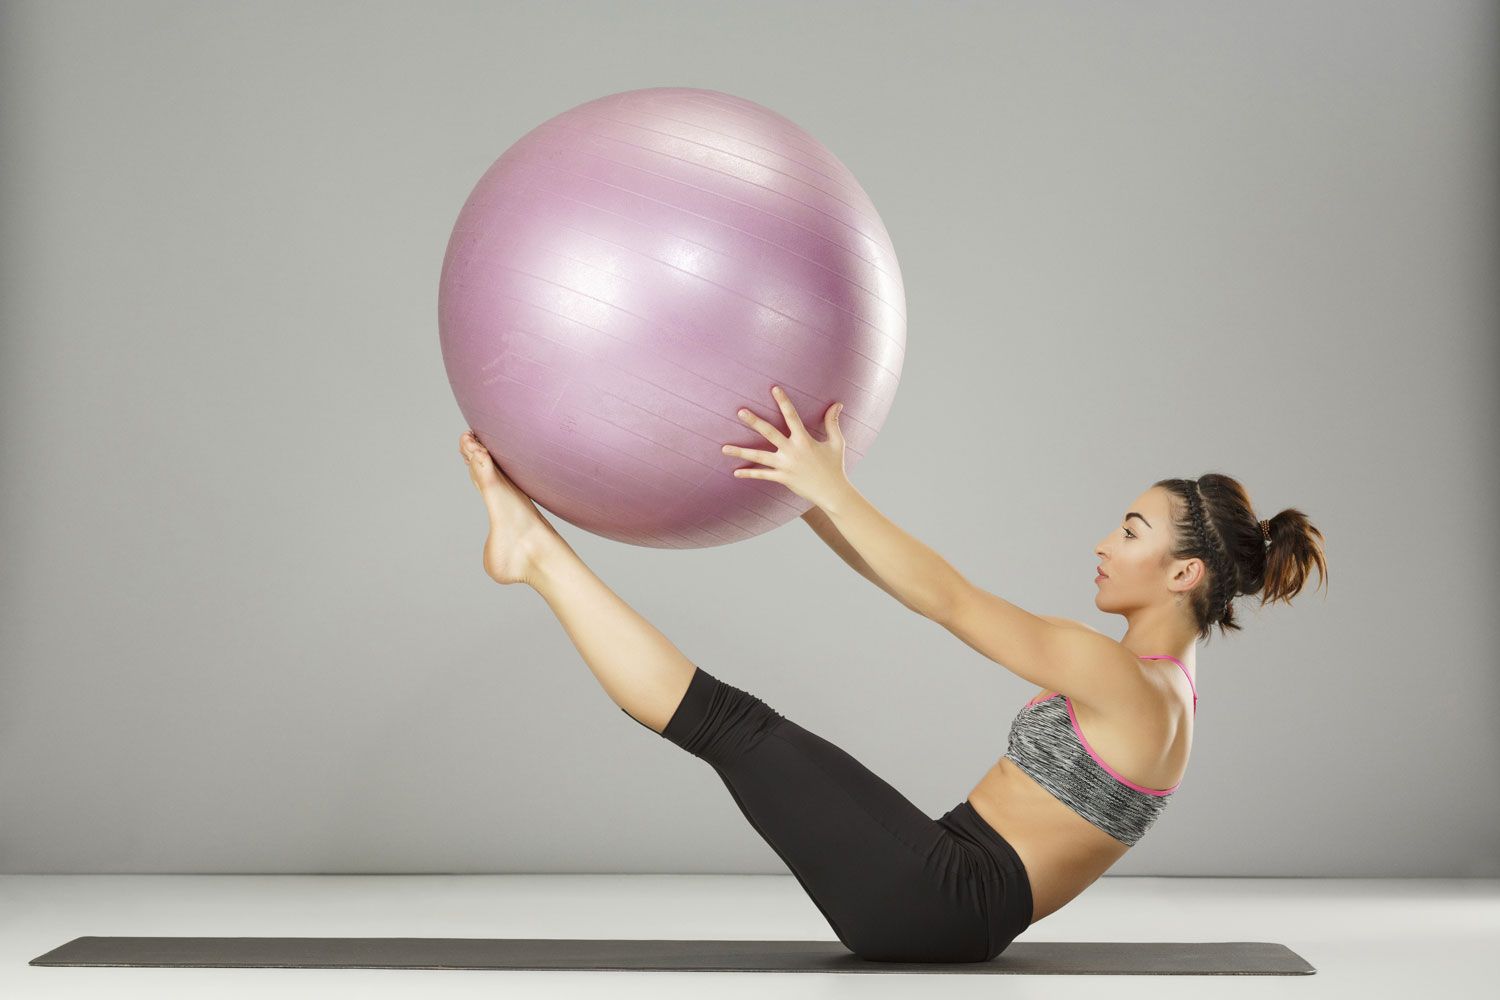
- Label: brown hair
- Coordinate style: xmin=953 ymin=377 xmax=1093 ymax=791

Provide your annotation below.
xmin=1153 ymin=473 xmax=1328 ymax=643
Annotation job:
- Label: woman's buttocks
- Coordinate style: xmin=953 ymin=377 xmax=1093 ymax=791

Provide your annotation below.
xmin=936 ymin=800 xmax=1034 ymax=953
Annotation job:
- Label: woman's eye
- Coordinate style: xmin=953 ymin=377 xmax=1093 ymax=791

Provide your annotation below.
xmin=1122 ymin=527 xmax=1136 ymax=539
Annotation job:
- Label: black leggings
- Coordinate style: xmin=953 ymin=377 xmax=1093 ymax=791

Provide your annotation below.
xmin=622 ymin=663 xmax=1033 ymax=963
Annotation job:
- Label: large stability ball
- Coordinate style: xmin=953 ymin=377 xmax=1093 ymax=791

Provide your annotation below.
xmin=438 ymin=87 xmax=906 ymax=548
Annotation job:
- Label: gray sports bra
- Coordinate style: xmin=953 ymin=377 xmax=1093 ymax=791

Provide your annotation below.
xmin=1002 ymin=654 xmax=1197 ymax=846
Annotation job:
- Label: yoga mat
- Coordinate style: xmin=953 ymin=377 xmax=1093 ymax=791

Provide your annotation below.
xmin=31 ymin=937 xmax=1317 ymax=975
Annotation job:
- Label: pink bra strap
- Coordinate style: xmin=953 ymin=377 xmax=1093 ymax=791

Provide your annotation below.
xmin=1138 ymin=654 xmax=1197 ymax=712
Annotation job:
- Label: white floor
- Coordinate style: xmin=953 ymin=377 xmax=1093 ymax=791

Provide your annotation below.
xmin=2 ymin=875 xmax=1494 ymax=998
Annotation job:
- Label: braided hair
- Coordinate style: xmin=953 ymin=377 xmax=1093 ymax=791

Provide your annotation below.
xmin=1181 ymin=481 xmax=1235 ymax=625
xmin=1155 ymin=473 xmax=1327 ymax=643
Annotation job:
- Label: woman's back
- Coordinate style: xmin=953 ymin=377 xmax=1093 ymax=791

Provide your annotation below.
xmin=966 ymin=635 xmax=1197 ymax=923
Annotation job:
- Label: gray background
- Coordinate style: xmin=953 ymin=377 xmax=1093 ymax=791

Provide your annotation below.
xmin=1 ymin=0 xmax=1494 ymax=877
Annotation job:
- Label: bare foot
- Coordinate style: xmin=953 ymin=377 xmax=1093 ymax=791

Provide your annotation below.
xmin=458 ymin=430 xmax=560 ymax=586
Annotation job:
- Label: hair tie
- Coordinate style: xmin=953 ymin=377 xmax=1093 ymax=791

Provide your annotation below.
xmin=1259 ymin=518 xmax=1272 ymax=543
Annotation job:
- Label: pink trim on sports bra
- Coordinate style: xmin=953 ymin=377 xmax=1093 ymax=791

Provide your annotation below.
xmin=1020 ymin=652 xmax=1197 ymax=794
xmin=1065 ymin=697 xmax=1179 ymax=795
xmin=1137 ymin=653 xmax=1197 ymax=712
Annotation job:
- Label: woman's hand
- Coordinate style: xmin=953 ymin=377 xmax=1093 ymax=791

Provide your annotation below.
xmin=722 ymin=385 xmax=851 ymax=512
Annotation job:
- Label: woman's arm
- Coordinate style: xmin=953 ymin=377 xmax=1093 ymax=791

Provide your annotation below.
xmin=800 ymin=507 xmax=930 ymax=616
xmin=815 ymin=483 xmax=969 ymax=624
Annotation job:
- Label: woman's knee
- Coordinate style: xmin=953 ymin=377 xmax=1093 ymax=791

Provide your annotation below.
xmin=660 ymin=667 xmax=784 ymax=767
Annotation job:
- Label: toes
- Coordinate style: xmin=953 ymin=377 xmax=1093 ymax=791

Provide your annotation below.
xmin=458 ymin=432 xmax=501 ymax=472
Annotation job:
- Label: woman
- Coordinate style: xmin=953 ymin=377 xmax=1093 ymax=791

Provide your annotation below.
xmin=455 ymin=385 xmax=1327 ymax=964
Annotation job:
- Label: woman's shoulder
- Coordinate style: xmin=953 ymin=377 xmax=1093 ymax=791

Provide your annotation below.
xmin=1038 ymin=617 xmax=1187 ymax=719
xmin=1029 ymin=616 xmax=1152 ymax=711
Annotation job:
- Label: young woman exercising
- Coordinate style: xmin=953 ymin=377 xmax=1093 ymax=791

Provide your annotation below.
xmin=455 ymin=385 xmax=1327 ymax=964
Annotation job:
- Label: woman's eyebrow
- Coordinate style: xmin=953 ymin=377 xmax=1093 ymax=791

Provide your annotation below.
xmin=1125 ymin=512 xmax=1153 ymax=529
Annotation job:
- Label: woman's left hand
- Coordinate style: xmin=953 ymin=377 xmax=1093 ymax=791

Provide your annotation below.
xmin=722 ymin=385 xmax=850 ymax=511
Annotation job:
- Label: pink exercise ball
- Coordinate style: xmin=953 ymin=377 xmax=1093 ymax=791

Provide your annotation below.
xmin=438 ymin=87 xmax=906 ymax=548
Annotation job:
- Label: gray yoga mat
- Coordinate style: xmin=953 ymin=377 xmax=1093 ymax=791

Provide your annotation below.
xmin=31 ymin=936 xmax=1316 ymax=975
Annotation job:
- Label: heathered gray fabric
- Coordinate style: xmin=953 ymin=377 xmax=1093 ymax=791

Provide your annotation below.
xmin=1002 ymin=695 xmax=1181 ymax=847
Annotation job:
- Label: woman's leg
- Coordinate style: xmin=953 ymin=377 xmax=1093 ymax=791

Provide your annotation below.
xmin=639 ymin=665 xmax=996 ymax=963
xmin=519 ymin=540 xmax=990 ymax=961
xmin=457 ymin=428 xmax=695 ymax=733
xmin=527 ymin=537 xmax=697 ymax=734
xmin=457 ymin=433 xmax=996 ymax=962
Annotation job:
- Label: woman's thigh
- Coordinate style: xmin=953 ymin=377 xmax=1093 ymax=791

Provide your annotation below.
xmin=636 ymin=665 xmax=994 ymax=963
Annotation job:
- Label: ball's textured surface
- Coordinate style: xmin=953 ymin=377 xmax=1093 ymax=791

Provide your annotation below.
xmin=438 ymin=87 xmax=906 ymax=547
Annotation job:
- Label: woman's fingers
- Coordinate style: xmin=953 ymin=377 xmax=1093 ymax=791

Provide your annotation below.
xmin=737 ymin=406 xmax=788 ymax=445
xmin=769 ymin=385 xmax=806 ymax=436
xmin=721 ymin=443 xmax=780 ymax=466
xmin=824 ymin=402 xmax=843 ymax=435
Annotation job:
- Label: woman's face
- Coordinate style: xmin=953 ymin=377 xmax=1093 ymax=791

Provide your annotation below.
xmin=1092 ymin=487 xmax=1195 ymax=612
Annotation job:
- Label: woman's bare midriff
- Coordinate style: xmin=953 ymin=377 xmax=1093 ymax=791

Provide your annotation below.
xmin=965 ymin=675 xmax=1194 ymax=926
